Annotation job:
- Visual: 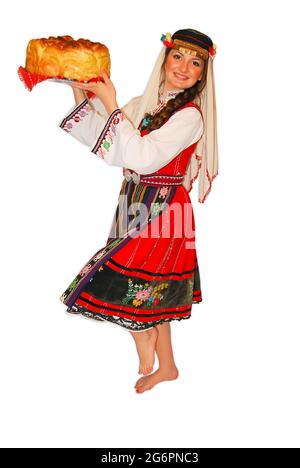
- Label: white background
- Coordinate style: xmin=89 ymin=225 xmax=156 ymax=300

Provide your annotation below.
xmin=1 ymin=0 xmax=299 ymax=449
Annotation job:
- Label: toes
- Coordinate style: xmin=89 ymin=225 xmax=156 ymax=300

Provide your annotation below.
xmin=139 ymin=365 xmax=150 ymax=374
xmin=141 ymin=365 xmax=153 ymax=375
xmin=136 ymin=383 xmax=153 ymax=393
xmin=135 ymin=381 xmax=146 ymax=391
xmin=135 ymin=376 xmax=146 ymax=388
xmin=135 ymin=385 xmax=145 ymax=393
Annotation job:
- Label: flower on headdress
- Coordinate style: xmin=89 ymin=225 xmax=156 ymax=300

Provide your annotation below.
xmin=209 ymin=43 xmax=217 ymax=58
xmin=160 ymin=32 xmax=174 ymax=48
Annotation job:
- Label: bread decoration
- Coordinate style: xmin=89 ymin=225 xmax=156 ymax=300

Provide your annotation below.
xmin=24 ymin=35 xmax=110 ymax=81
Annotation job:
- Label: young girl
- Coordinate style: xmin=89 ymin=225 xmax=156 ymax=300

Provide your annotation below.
xmin=59 ymin=28 xmax=218 ymax=393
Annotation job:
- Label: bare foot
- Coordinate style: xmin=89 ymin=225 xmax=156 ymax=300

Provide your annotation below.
xmin=133 ymin=327 xmax=158 ymax=375
xmin=134 ymin=366 xmax=179 ymax=393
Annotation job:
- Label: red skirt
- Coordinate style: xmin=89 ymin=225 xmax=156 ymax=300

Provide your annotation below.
xmin=60 ymin=177 xmax=202 ymax=331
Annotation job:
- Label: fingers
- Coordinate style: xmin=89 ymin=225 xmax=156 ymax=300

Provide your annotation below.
xmin=70 ymin=83 xmax=87 ymax=90
xmin=100 ymin=68 xmax=109 ymax=81
xmin=72 ymin=77 xmax=104 ymax=87
xmin=69 ymin=74 xmax=106 ymax=93
xmin=71 ymin=82 xmax=96 ymax=91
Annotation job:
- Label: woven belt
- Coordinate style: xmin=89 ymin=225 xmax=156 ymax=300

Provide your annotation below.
xmin=124 ymin=172 xmax=184 ymax=186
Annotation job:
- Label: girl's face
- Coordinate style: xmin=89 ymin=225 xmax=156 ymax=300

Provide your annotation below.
xmin=163 ymin=49 xmax=205 ymax=91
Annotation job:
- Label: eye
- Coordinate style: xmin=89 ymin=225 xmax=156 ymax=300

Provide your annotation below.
xmin=173 ymin=53 xmax=200 ymax=67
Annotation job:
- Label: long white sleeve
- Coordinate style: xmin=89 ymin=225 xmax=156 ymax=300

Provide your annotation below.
xmin=58 ymin=95 xmax=140 ymax=148
xmin=58 ymin=95 xmax=110 ymax=147
xmin=89 ymin=106 xmax=203 ymax=174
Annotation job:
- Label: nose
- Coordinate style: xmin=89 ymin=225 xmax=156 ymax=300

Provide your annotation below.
xmin=178 ymin=60 xmax=189 ymax=74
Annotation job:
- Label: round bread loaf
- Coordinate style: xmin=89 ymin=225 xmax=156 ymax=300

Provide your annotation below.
xmin=25 ymin=35 xmax=110 ymax=81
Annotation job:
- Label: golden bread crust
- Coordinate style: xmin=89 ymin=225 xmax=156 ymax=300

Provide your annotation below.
xmin=25 ymin=35 xmax=110 ymax=81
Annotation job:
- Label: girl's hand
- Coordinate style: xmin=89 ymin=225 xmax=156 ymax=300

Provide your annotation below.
xmin=70 ymin=69 xmax=118 ymax=114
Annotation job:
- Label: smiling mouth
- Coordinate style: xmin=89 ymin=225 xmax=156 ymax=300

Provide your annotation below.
xmin=174 ymin=72 xmax=189 ymax=80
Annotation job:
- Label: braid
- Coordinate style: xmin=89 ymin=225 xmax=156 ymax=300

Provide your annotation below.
xmin=142 ymin=48 xmax=208 ymax=133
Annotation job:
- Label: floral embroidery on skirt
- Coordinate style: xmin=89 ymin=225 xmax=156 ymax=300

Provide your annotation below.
xmin=60 ymin=177 xmax=202 ymax=331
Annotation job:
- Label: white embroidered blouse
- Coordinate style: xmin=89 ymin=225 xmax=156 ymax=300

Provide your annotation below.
xmin=59 ymin=89 xmax=203 ymax=175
